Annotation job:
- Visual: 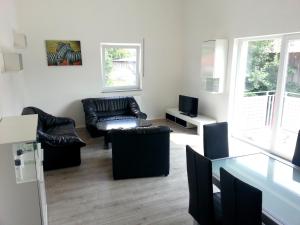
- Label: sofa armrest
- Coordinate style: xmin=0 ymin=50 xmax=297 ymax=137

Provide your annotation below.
xmin=128 ymin=98 xmax=147 ymax=119
xmin=84 ymin=112 xmax=99 ymax=129
xmin=37 ymin=131 xmax=86 ymax=148
xmin=136 ymin=112 xmax=147 ymax=119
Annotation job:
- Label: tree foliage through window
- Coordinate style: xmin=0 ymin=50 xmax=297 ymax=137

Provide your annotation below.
xmin=245 ymin=40 xmax=300 ymax=95
xmin=104 ymin=48 xmax=130 ymax=85
xmin=245 ymin=40 xmax=279 ymax=94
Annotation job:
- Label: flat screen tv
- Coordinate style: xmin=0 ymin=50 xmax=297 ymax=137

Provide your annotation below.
xmin=179 ymin=95 xmax=198 ymax=117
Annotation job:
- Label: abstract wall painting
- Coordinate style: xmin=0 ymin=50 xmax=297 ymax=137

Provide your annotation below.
xmin=45 ymin=40 xmax=82 ymax=66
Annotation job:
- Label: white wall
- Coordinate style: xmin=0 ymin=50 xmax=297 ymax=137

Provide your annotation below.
xmin=6 ymin=0 xmax=300 ymax=125
xmin=16 ymin=0 xmax=183 ymax=127
xmin=0 ymin=0 xmax=26 ymax=117
xmin=183 ymin=0 xmax=300 ymax=121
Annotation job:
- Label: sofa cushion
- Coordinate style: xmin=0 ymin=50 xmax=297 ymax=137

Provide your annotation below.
xmin=98 ymin=115 xmax=136 ymax=122
xmin=96 ymin=110 xmax=129 ymax=118
xmin=46 ymin=123 xmax=77 ymax=137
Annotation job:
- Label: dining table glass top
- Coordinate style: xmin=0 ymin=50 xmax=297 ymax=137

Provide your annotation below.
xmin=212 ymin=153 xmax=300 ymax=225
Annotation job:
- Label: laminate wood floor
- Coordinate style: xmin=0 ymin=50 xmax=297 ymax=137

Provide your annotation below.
xmin=45 ymin=120 xmax=199 ymax=225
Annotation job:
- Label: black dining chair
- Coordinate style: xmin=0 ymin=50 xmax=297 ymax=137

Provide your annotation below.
xmin=203 ymin=122 xmax=229 ymax=160
xmin=186 ymin=145 xmax=222 ymax=225
xmin=220 ymin=167 xmax=262 ymax=225
xmin=292 ymin=130 xmax=300 ymax=167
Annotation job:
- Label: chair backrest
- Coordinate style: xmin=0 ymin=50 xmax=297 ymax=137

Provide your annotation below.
xmin=292 ymin=130 xmax=300 ymax=167
xmin=220 ymin=168 xmax=262 ymax=225
xmin=186 ymin=145 xmax=215 ymax=225
xmin=203 ymin=122 xmax=229 ymax=160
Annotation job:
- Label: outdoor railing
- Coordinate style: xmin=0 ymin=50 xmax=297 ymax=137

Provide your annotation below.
xmin=240 ymin=90 xmax=300 ymax=132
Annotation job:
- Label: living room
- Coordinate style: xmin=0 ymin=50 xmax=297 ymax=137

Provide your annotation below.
xmin=1 ymin=0 xmax=300 ymax=225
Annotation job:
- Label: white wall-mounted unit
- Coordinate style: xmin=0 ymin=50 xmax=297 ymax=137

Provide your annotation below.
xmin=13 ymin=32 xmax=27 ymax=49
xmin=0 ymin=52 xmax=23 ymax=72
xmin=200 ymin=39 xmax=228 ymax=93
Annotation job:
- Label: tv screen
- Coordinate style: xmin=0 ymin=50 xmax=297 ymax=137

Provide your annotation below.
xmin=179 ymin=95 xmax=198 ymax=116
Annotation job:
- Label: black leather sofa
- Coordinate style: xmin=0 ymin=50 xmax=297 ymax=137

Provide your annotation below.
xmin=81 ymin=96 xmax=147 ymax=138
xmin=110 ymin=126 xmax=170 ymax=180
xmin=22 ymin=107 xmax=86 ymax=171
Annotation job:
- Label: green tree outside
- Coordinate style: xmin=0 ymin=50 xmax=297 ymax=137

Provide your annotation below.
xmin=245 ymin=40 xmax=300 ymax=96
xmin=245 ymin=40 xmax=279 ymax=95
xmin=104 ymin=48 xmax=130 ymax=86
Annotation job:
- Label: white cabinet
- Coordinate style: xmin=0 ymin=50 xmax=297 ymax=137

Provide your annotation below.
xmin=200 ymin=39 xmax=228 ymax=93
xmin=166 ymin=108 xmax=216 ymax=135
xmin=0 ymin=115 xmax=47 ymax=225
xmin=0 ymin=52 xmax=23 ymax=73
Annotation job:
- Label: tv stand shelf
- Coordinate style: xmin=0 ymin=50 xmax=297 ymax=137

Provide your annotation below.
xmin=166 ymin=108 xmax=216 ymax=135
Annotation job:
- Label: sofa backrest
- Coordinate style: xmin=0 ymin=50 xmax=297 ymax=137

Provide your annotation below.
xmin=81 ymin=96 xmax=138 ymax=118
xmin=110 ymin=126 xmax=171 ymax=179
xmin=110 ymin=126 xmax=170 ymax=155
xmin=110 ymin=126 xmax=170 ymax=136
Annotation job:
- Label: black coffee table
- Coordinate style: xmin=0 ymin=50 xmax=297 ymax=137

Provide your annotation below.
xmin=97 ymin=118 xmax=152 ymax=148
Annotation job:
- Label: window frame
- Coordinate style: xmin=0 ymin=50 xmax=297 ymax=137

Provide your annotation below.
xmin=100 ymin=42 xmax=143 ymax=93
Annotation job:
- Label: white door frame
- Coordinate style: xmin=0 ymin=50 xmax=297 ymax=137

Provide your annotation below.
xmin=231 ymin=33 xmax=300 ymax=156
xmin=232 ymin=36 xmax=282 ymax=143
xmin=271 ymin=33 xmax=300 ymax=153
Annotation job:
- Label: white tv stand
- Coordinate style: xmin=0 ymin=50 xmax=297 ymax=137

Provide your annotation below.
xmin=166 ymin=108 xmax=216 ymax=135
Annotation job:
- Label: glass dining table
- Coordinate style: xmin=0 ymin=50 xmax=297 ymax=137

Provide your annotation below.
xmin=211 ymin=153 xmax=300 ymax=225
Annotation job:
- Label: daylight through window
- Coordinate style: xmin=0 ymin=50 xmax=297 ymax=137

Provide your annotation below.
xmin=101 ymin=43 xmax=142 ymax=92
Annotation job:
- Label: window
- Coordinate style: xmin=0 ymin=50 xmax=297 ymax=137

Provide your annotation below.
xmin=100 ymin=43 xmax=143 ymax=92
xmin=232 ymin=33 xmax=300 ymax=160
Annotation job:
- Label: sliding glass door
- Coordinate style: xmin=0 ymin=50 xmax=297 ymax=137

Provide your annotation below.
xmin=233 ymin=34 xmax=300 ymax=160
xmin=273 ymin=35 xmax=300 ymax=159
xmin=233 ymin=38 xmax=281 ymax=150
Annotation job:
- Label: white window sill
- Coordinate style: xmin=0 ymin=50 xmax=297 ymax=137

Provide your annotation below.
xmin=101 ymin=88 xmax=142 ymax=93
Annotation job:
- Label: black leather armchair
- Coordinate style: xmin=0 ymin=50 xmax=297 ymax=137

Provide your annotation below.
xmin=22 ymin=107 xmax=86 ymax=171
xmin=110 ymin=126 xmax=170 ymax=180
xmin=81 ymin=96 xmax=147 ymax=137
